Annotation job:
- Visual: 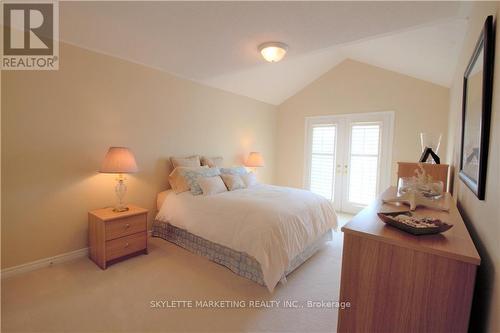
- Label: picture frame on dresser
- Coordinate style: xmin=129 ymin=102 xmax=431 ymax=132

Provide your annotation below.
xmin=459 ymin=15 xmax=495 ymax=200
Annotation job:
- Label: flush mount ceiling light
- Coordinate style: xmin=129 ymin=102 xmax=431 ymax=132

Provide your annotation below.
xmin=258 ymin=42 xmax=288 ymax=63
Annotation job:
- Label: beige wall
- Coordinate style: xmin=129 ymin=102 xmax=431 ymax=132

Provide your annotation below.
xmin=275 ymin=59 xmax=450 ymax=188
xmin=446 ymin=3 xmax=500 ymax=332
xmin=1 ymin=42 xmax=276 ymax=269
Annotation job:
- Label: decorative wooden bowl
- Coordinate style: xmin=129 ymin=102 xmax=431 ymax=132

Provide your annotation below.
xmin=377 ymin=212 xmax=453 ymax=235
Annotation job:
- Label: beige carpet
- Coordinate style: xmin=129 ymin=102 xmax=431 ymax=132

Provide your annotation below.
xmin=2 ymin=216 xmax=350 ymax=333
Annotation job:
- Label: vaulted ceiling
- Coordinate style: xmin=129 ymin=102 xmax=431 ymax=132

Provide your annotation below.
xmin=60 ymin=2 xmax=471 ymax=105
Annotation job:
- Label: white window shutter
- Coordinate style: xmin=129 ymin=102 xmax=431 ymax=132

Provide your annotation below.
xmin=348 ymin=124 xmax=380 ymax=205
xmin=309 ymin=125 xmax=336 ymax=200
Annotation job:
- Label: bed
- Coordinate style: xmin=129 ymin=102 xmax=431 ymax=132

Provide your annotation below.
xmin=153 ymin=184 xmax=337 ymax=291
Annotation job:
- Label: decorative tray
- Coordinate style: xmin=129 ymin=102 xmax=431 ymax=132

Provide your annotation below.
xmin=377 ymin=211 xmax=453 ymax=235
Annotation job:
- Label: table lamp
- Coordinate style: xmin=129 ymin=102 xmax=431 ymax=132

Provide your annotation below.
xmin=245 ymin=152 xmax=264 ymax=172
xmin=99 ymin=147 xmax=138 ymax=212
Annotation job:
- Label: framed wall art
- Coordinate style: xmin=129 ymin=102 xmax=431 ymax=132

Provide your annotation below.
xmin=459 ymin=15 xmax=495 ymax=200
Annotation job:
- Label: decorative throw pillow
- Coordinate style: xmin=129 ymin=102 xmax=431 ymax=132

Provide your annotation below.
xmin=168 ymin=166 xmax=208 ymax=193
xmin=170 ymin=155 xmax=201 ymax=168
xmin=201 ymin=156 xmax=224 ymax=168
xmin=220 ymin=174 xmax=246 ymax=191
xmin=198 ymin=176 xmax=228 ymax=196
xmin=240 ymin=172 xmax=258 ymax=188
xmin=179 ymin=167 xmax=221 ymax=195
xmin=220 ymin=166 xmax=248 ymax=176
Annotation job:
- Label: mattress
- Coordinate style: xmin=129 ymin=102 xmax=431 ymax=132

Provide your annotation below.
xmin=157 ymin=190 xmax=170 ymax=211
xmin=156 ymin=184 xmax=337 ymax=291
xmin=152 ymin=221 xmax=332 ymax=287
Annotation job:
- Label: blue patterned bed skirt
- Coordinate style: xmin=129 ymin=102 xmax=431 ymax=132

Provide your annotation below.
xmin=152 ymin=221 xmax=332 ymax=287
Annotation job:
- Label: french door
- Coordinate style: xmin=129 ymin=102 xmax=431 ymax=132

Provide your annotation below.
xmin=304 ymin=112 xmax=394 ymax=214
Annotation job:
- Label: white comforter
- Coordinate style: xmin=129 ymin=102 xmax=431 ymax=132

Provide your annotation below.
xmin=156 ymin=184 xmax=337 ymax=291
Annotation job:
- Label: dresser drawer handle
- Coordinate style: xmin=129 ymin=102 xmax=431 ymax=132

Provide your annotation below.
xmin=124 ymin=224 xmax=130 ymax=229
xmin=124 ymin=242 xmax=130 ymax=248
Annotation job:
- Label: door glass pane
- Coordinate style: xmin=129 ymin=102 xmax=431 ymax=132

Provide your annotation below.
xmin=312 ymin=126 xmax=335 ymax=154
xmin=309 ymin=125 xmax=336 ymax=200
xmin=348 ymin=124 xmax=380 ymax=205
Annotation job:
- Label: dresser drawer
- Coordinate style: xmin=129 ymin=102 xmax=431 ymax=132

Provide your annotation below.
xmin=105 ymin=232 xmax=147 ymax=261
xmin=105 ymin=214 xmax=146 ymax=241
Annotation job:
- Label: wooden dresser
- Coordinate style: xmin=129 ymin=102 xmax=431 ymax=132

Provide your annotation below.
xmin=338 ymin=187 xmax=480 ymax=333
xmin=88 ymin=205 xmax=148 ymax=269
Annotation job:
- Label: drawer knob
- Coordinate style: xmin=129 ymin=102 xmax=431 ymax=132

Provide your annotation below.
xmin=124 ymin=242 xmax=130 ymax=248
xmin=124 ymin=224 xmax=130 ymax=229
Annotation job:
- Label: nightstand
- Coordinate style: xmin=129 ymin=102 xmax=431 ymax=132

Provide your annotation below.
xmin=88 ymin=205 xmax=148 ymax=269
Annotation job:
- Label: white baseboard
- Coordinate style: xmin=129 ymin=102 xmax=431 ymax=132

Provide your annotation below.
xmin=1 ymin=232 xmax=154 ymax=279
xmin=1 ymin=247 xmax=89 ymax=279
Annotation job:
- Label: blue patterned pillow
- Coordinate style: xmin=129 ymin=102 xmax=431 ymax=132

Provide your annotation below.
xmin=220 ymin=166 xmax=248 ymax=176
xmin=179 ymin=168 xmax=221 ymax=195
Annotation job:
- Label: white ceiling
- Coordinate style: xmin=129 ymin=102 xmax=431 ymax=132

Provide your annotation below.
xmin=341 ymin=18 xmax=468 ymax=87
xmin=60 ymin=2 xmax=470 ymax=105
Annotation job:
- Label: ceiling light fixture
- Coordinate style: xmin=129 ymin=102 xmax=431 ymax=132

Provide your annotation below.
xmin=259 ymin=42 xmax=288 ymax=63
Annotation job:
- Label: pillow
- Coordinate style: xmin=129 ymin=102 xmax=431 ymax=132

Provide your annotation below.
xmin=220 ymin=166 xmax=248 ymax=176
xmin=220 ymin=174 xmax=246 ymax=191
xmin=201 ymin=156 xmax=224 ymax=168
xmin=240 ymin=172 xmax=258 ymax=188
xmin=170 ymin=155 xmax=201 ymax=168
xmin=179 ymin=167 xmax=221 ymax=195
xmin=168 ymin=166 xmax=208 ymax=193
xmin=198 ymin=176 xmax=228 ymax=196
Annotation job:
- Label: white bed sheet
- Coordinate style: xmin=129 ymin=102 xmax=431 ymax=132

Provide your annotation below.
xmin=156 ymin=184 xmax=337 ymax=291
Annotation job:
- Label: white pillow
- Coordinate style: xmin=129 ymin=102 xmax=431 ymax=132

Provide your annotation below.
xmin=170 ymin=155 xmax=201 ymax=168
xmin=179 ymin=168 xmax=221 ymax=195
xmin=198 ymin=176 xmax=228 ymax=196
xmin=220 ymin=174 xmax=246 ymax=191
xmin=168 ymin=166 xmax=208 ymax=194
xmin=241 ymin=172 xmax=258 ymax=188
xmin=220 ymin=166 xmax=248 ymax=176
xmin=201 ymin=156 xmax=224 ymax=168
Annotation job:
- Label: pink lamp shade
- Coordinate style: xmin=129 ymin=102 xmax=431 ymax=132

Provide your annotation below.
xmin=99 ymin=147 xmax=138 ymax=174
xmin=245 ymin=152 xmax=264 ymax=167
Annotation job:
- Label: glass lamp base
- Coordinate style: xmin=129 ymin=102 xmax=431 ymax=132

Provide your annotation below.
xmin=114 ymin=176 xmax=129 ymax=212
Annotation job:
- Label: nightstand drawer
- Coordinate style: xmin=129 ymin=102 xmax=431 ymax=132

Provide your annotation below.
xmin=106 ymin=232 xmax=147 ymax=261
xmin=105 ymin=214 xmax=146 ymax=240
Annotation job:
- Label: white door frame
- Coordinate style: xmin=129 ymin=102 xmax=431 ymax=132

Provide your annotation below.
xmin=304 ymin=111 xmax=394 ymax=213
